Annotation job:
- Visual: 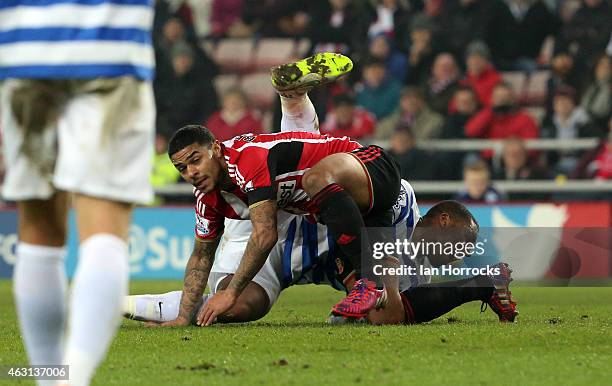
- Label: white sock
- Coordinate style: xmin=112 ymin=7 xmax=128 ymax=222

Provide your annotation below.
xmin=13 ymin=243 xmax=67 ymax=386
xmin=63 ymin=234 xmax=129 ymax=386
xmin=123 ymin=292 xmax=210 ymax=323
xmin=280 ymin=94 xmax=319 ymax=133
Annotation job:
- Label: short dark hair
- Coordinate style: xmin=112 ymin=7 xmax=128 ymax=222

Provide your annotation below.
xmin=425 ymin=200 xmax=479 ymax=241
xmin=168 ymin=125 xmax=216 ymax=157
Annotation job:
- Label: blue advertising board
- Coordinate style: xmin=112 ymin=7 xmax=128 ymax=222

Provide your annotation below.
xmin=0 ymin=203 xmax=606 ymax=279
xmin=0 ymin=211 xmax=18 ymax=278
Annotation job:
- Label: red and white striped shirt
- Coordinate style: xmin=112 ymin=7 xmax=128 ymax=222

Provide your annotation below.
xmin=193 ymin=131 xmax=361 ymax=240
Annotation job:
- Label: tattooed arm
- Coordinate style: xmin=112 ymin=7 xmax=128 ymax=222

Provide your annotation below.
xmin=160 ymin=237 xmax=219 ymax=327
xmin=198 ymin=200 xmax=278 ymax=326
xmin=228 ymin=200 xmax=278 ymax=294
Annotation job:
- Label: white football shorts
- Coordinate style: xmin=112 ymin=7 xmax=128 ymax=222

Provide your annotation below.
xmin=1 ymin=77 xmax=155 ymax=204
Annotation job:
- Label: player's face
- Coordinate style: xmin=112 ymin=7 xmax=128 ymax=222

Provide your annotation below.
xmin=171 ymin=142 xmax=224 ymax=193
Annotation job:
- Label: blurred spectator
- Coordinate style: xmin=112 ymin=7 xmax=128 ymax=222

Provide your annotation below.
xmin=542 ymin=86 xmax=594 ymax=174
xmin=321 ymin=94 xmax=376 ymax=139
xmin=355 ymin=57 xmax=402 ymax=120
xmin=155 ymin=42 xmax=219 ymax=137
xmin=572 ymin=117 xmax=612 ymax=178
xmin=423 ymin=0 xmax=444 ymax=24
xmin=503 ymin=0 xmax=560 ymax=72
xmin=542 ymin=86 xmax=593 ymax=139
xmin=493 ymin=137 xmax=548 ymax=180
xmin=441 ymin=86 xmax=480 ymax=139
xmin=557 ymin=0 xmax=612 ymax=71
xmin=153 ymin=15 xmax=218 ymax=99
xmin=440 ymin=0 xmax=486 ymax=58
xmin=206 ymin=88 xmax=263 ymax=142
xmin=368 ymin=34 xmax=407 ymax=82
xmin=155 ymin=14 xmax=212 ymax=68
xmin=424 ymin=53 xmax=461 ymax=115
xmin=187 ymin=0 xmax=213 ymax=37
xmin=580 ymin=54 xmax=612 ymax=129
xmin=404 ymin=15 xmax=439 ymax=85
xmin=377 ymin=87 xmax=444 ymax=141
xmin=210 ymin=0 xmax=244 ymax=38
xmin=154 ymin=1 xmax=193 ymax=40
xmin=365 ymin=0 xmax=412 ymax=51
xmin=592 ymin=128 xmax=612 ymax=179
xmin=460 ymin=41 xmax=501 ymax=107
xmin=307 ymin=0 xmax=368 ymax=56
xmin=466 ymin=82 xmax=539 ymax=142
xmin=387 ymin=126 xmax=435 ymax=180
xmin=242 ymin=0 xmax=309 ymax=38
xmin=546 ymin=51 xmax=581 ymax=118
xmin=436 ymin=86 xmax=481 ymax=180
xmin=455 ymin=160 xmax=502 ymax=203
xmin=441 ymin=0 xmax=515 ymax=67
xmin=151 ymin=134 xmax=181 ymax=204
xmin=158 ymin=17 xmax=186 ymax=54
xmin=558 ymin=0 xmax=582 ymax=24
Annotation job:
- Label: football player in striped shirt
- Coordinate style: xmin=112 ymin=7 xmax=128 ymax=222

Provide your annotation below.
xmin=1 ymin=1 xmax=155 ymax=385
xmin=168 ymin=53 xmax=405 ymax=325
xmin=125 ymin=194 xmax=517 ymax=325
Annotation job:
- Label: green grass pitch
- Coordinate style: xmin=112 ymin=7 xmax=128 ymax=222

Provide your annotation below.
xmin=1 ymin=280 xmax=611 ymax=385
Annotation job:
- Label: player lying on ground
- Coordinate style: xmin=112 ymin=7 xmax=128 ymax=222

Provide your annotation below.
xmin=168 ymin=53 xmax=406 ymax=324
xmin=125 ymin=186 xmax=518 ymax=325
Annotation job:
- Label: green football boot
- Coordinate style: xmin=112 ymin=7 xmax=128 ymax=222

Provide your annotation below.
xmin=270 ymin=52 xmax=353 ymax=97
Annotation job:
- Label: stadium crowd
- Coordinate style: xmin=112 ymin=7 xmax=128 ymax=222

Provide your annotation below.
xmin=1 ymin=0 xmax=611 ymax=205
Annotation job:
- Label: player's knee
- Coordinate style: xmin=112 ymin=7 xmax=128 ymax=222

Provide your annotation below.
xmin=237 ymin=286 xmax=270 ymax=322
xmin=231 ymin=302 xmax=263 ymax=322
xmin=302 ymin=168 xmax=336 ymax=196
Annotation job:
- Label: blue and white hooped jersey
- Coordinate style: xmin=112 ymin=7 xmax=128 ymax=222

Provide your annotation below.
xmin=0 ymin=0 xmax=155 ymax=80
xmin=277 ymin=179 xmax=421 ymax=290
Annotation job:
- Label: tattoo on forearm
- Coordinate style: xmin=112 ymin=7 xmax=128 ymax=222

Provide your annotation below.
xmin=177 ymin=238 xmax=218 ymax=321
xmin=229 ymin=201 xmax=278 ymax=293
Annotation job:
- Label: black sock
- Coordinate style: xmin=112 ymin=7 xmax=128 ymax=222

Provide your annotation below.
xmin=401 ymin=275 xmax=494 ymax=323
xmin=312 ymin=183 xmax=370 ymax=279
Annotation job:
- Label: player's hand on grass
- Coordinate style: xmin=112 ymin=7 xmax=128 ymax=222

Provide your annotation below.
xmin=197 ymin=289 xmax=238 ymax=326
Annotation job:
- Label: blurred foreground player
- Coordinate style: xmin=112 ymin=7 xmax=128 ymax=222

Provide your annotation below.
xmin=0 ymin=1 xmax=155 ymax=385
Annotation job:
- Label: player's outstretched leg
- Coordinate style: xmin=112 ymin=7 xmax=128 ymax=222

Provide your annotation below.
xmin=122 ymin=291 xmax=208 ymax=323
xmin=271 ymin=52 xmax=353 ymax=133
xmin=400 ymin=263 xmax=518 ymax=324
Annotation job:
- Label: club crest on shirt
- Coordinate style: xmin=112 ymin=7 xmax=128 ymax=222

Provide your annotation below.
xmin=393 ymin=186 xmax=407 ymax=211
xmin=243 ymin=180 xmax=255 ymax=192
